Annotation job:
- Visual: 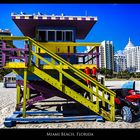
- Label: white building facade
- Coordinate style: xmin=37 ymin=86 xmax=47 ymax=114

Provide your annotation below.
xmin=99 ymin=40 xmax=114 ymax=70
xmin=124 ymin=38 xmax=140 ymax=72
xmin=114 ymin=50 xmax=127 ymax=72
xmin=135 ymin=46 xmax=140 ymax=72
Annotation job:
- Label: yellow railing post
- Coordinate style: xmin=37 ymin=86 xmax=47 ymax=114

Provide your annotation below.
xmin=23 ymin=68 xmax=27 ymax=118
xmin=110 ymin=95 xmax=115 ymax=121
xmin=51 ymin=58 xmax=56 ymax=65
xmin=26 ymin=87 xmax=30 ymax=100
xmin=59 ymin=62 xmax=63 ymax=91
xmin=102 ymin=90 xmax=105 ymax=107
xmin=89 ymin=84 xmax=93 ymax=102
xmin=96 ymin=86 xmax=99 ymax=112
xmin=16 ymin=84 xmax=21 ymax=105
xmin=35 ymin=46 xmax=39 ymax=67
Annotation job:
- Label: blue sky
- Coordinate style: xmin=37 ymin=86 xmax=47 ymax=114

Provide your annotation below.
xmin=0 ymin=4 xmax=140 ymax=53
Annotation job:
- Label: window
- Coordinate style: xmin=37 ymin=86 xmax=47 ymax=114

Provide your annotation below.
xmin=37 ymin=29 xmax=74 ymax=42
xmin=63 ymin=31 xmax=65 ymax=41
xmin=48 ymin=31 xmax=55 ymax=41
xmin=38 ymin=31 xmax=46 ymax=42
xmin=56 ymin=31 xmax=62 ymax=41
xmin=66 ymin=31 xmax=72 ymax=41
xmin=12 ymin=77 xmax=16 ymax=81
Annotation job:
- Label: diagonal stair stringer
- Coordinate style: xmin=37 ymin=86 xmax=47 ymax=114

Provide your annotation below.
xmin=29 ymin=65 xmax=112 ymax=121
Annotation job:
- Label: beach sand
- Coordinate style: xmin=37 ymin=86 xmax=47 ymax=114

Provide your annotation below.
xmin=0 ymin=81 xmax=140 ymax=128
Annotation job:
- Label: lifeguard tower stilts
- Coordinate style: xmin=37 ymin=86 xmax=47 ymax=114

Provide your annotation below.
xmin=0 ymin=13 xmax=116 ymax=127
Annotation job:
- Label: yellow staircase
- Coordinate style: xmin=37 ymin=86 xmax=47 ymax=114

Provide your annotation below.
xmin=0 ymin=36 xmax=116 ymax=121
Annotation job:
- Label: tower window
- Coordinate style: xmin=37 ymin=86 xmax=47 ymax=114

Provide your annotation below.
xmin=37 ymin=29 xmax=74 ymax=42
xmin=56 ymin=31 xmax=62 ymax=41
xmin=48 ymin=31 xmax=55 ymax=41
xmin=38 ymin=31 xmax=46 ymax=42
xmin=66 ymin=31 xmax=72 ymax=41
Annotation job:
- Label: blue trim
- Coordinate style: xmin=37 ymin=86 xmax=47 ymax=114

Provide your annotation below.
xmin=121 ymin=81 xmax=135 ymax=90
xmin=4 ymin=111 xmax=103 ymax=127
xmin=5 ymin=115 xmax=103 ymax=122
xmin=16 ymin=74 xmax=41 ymax=80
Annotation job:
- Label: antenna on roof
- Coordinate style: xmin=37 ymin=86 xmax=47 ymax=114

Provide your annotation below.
xmin=38 ymin=12 xmax=43 ymax=15
xmin=11 ymin=12 xmax=16 ymax=15
xmin=20 ymin=12 xmax=26 ymax=15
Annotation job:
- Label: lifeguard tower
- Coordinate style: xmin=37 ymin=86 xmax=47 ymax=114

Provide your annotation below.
xmin=0 ymin=13 xmax=116 ymax=127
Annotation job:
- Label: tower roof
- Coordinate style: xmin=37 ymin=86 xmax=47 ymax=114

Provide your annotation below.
xmin=124 ymin=37 xmax=135 ymax=50
xmin=11 ymin=13 xmax=97 ymax=39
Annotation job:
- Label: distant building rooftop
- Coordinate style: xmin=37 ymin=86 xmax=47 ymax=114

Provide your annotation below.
xmin=0 ymin=29 xmax=11 ymax=36
xmin=4 ymin=72 xmax=16 ymax=78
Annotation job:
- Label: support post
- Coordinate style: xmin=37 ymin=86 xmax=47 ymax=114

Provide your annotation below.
xmin=23 ymin=69 xmax=27 ymax=118
xmin=83 ymin=56 xmax=85 ymax=64
xmin=16 ymin=83 xmax=21 ymax=105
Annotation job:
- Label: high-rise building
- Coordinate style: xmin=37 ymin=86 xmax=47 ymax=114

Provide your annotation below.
xmin=124 ymin=37 xmax=140 ymax=72
xmin=0 ymin=29 xmax=12 ymax=68
xmin=135 ymin=46 xmax=140 ymax=72
xmin=114 ymin=50 xmax=127 ymax=72
xmin=99 ymin=40 xmax=114 ymax=70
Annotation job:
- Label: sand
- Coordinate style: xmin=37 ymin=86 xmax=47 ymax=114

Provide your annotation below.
xmin=0 ymin=81 xmax=140 ymax=128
